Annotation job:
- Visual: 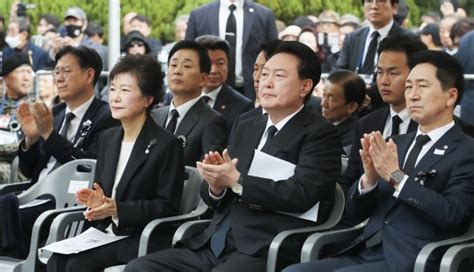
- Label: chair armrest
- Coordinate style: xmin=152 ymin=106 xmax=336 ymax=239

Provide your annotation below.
xmin=0 ymin=181 xmax=32 ymax=195
xmin=24 ymin=206 xmax=85 ymax=271
xmin=439 ymin=243 xmax=474 ymax=272
xmin=266 ymin=220 xmax=344 ymax=272
xmin=300 ymin=221 xmax=366 ymax=262
xmin=137 ymin=202 xmax=208 ymax=256
xmin=414 ymin=227 xmax=474 ymax=272
xmin=38 ymin=207 xmax=86 ymax=264
xmin=172 ymin=220 xmax=212 ymax=247
xmin=414 ymin=218 xmax=474 ymax=272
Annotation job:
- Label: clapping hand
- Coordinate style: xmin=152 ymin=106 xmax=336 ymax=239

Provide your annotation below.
xmin=196 ymin=149 xmax=240 ymax=196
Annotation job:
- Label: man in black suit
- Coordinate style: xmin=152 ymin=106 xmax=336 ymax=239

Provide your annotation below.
xmin=126 ymin=41 xmax=341 ymax=272
xmin=185 ymin=0 xmax=278 ymax=101
xmin=11 ymin=46 xmax=118 ymax=258
xmin=321 ymin=70 xmax=367 ymax=155
xmin=284 ymin=50 xmax=474 ymax=272
xmin=340 ymin=35 xmax=426 ymax=194
xmin=150 ymin=40 xmax=228 ymax=167
xmin=196 ymin=35 xmax=254 ymax=130
xmin=335 ymin=0 xmax=413 ymax=111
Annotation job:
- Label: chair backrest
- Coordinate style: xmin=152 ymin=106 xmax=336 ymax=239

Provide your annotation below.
xmin=179 ymin=166 xmax=204 ymax=214
xmin=17 ymin=159 xmax=96 ymax=208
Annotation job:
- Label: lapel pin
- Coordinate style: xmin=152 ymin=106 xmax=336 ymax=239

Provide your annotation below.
xmin=145 ymin=138 xmax=158 ymax=154
xmin=433 ymin=148 xmax=445 ymax=155
xmin=249 ymin=8 xmax=254 ymax=13
xmin=221 ymin=105 xmax=226 ymax=110
xmin=443 ymin=145 xmax=448 ymax=149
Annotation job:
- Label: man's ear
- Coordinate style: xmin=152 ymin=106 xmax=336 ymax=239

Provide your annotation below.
xmin=300 ymin=79 xmax=313 ymax=98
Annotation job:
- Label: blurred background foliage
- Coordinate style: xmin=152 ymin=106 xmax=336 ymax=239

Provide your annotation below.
xmin=0 ymin=0 xmax=472 ymax=43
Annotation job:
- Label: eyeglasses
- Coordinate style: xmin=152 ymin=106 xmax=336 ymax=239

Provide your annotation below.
xmin=53 ymin=68 xmax=84 ymax=79
xmin=364 ymin=0 xmax=389 ymax=5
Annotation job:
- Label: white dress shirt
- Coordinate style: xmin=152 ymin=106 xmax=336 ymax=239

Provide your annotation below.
xmin=382 ymin=106 xmax=411 ymax=138
xmin=359 ymin=20 xmax=394 ymax=73
xmin=219 ymin=0 xmax=244 ymax=86
xmin=167 ymin=96 xmax=202 ymax=130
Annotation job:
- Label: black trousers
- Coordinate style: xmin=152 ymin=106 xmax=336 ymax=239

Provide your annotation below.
xmin=125 ymin=245 xmax=266 ymax=272
xmin=47 ymin=236 xmax=140 ymax=272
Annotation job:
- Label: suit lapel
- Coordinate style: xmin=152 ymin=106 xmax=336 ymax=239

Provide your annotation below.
xmin=355 ymin=28 xmax=370 ymax=70
xmin=54 ymin=109 xmax=65 ymax=132
xmin=214 ymin=85 xmax=230 ymax=114
xmin=151 ymin=106 xmax=169 ymax=128
xmin=263 ymin=108 xmax=310 ymax=157
xmin=242 ymin=2 xmax=254 ymax=51
xmin=101 ymin=128 xmax=122 ymax=197
xmin=114 ymin=117 xmax=155 ymax=200
xmin=410 ymin=126 xmax=462 ymax=175
xmin=234 ymin=115 xmax=267 ymax=174
xmin=175 ymin=101 xmax=202 ymax=137
xmin=72 ymin=98 xmax=100 ymax=146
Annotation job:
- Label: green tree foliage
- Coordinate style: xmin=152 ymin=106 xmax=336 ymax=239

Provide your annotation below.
xmin=0 ymin=0 xmax=472 ymax=43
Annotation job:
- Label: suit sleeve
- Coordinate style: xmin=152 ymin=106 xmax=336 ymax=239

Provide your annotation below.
xmin=115 ymin=137 xmax=185 ymax=228
xmin=396 ymin=147 xmax=474 ymax=230
xmin=41 ymin=114 xmax=117 ymax=164
xmin=239 ymin=122 xmax=341 ymax=213
xmin=345 ymin=177 xmax=381 ymax=222
xmin=18 ymin=140 xmax=41 ymax=178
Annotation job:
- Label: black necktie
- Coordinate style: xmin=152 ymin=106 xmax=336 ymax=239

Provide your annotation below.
xmin=360 ymin=31 xmax=380 ymax=74
xmin=403 ymin=134 xmax=431 ymax=174
xmin=261 ymin=125 xmax=278 ymax=152
xmin=225 ymin=4 xmax=237 ymax=87
xmin=165 ymin=109 xmax=179 ymax=134
xmin=390 ymin=115 xmax=403 ymax=137
xmin=201 ymin=96 xmax=211 ymax=106
xmin=60 ymin=112 xmax=75 ymax=139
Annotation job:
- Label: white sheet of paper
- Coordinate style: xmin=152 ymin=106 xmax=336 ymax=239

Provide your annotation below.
xmin=39 ymin=227 xmax=128 ymax=255
xmin=248 ymin=149 xmax=319 ymax=222
xmin=68 ymin=180 xmax=90 ymax=194
xmin=19 ymin=198 xmax=52 ymax=209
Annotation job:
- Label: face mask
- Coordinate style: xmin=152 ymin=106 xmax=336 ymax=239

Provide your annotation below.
xmin=5 ymin=35 xmax=22 ymax=48
xmin=65 ymin=25 xmax=83 ymax=38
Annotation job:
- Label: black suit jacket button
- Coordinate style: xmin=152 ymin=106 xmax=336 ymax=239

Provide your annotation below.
xmin=384 ymin=218 xmax=391 ymax=224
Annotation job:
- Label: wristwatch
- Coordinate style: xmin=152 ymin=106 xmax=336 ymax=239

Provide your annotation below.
xmin=231 ymin=176 xmax=244 ymax=196
xmin=389 ymin=170 xmax=405 ymax=187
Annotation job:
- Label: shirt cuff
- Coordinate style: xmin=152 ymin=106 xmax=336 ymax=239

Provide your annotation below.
xmin=112 ymin=215 xmax=119 ymax=226
xmin=209 ymin=187 xmax=227 ymax=200
xmin=358 ymin=178 xmax=378 ymax=194
xmin=392 ymin=175 xmax=409 ymax=198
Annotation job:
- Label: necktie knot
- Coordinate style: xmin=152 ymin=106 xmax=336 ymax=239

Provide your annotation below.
xmin=201 ymin=96 xmax=211 ymax=105
xmin=267 ymin=125 xmax=278 ymax=140
xmin=170 ymin=109 xmax=179 ymax=119
xmin=371 ymin=31 xmax=380 ymax=39
xmin=65 ymin=112 xmax=75 ymax=122
xmin=415 ymin=134 xmax=431 ymax=146
xmin=229 ymin=3 xmax=236 ymax=12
